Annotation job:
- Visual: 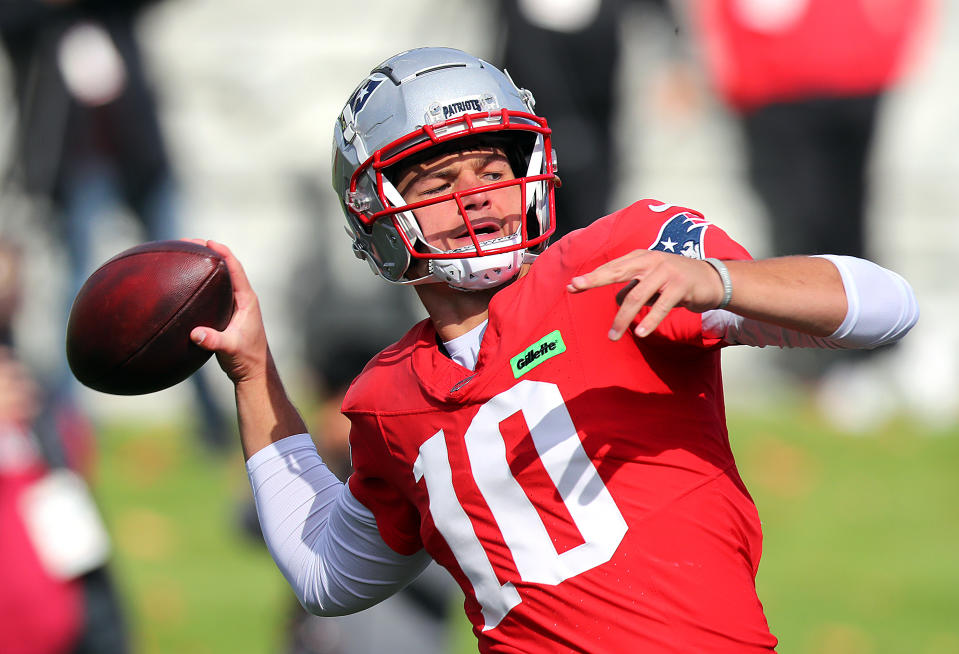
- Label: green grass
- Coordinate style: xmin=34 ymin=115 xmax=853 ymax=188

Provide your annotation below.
xmin=729 ymin=407 xmax=959 ymax=654
xmin=91 ymin=404 xmax=959 ymax=654
xmin=93 ymin=421 xmax=290 ymax=654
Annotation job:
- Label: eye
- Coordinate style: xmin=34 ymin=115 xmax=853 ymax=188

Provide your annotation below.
xmin=480 ymin=159 xmax=513 ymax=183
xmin=421 ymin=181 xmax=450 ymax=196
xmin=411 ymin=178 xmax=450 ymax=197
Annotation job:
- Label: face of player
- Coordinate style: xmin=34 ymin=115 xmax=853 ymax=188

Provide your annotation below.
xmin=395 ymin=147 xmax=523 ymax=252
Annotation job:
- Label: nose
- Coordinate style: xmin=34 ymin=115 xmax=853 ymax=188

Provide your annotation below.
xmin=456 ymin=171 xmax=491 ymax=213
xmin=462 ymin=189 xmax=491 ymax=213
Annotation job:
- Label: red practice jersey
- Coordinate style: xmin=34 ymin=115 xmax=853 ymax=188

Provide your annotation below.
xmin=344 ymin=200 xmax=776 ymax=653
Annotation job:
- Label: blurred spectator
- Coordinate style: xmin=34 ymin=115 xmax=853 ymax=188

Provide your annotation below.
xmin=0 ymin=0 xmax=230 ymax=451
xmin=0 ymin=238 xmax=129 ymax=654
xmin=676 ymin=0 xmax=934 ymax=384
xmin=495 ymin=0 xmax=673 ymax=239
xmin=687 ymin=0 xmax=933 ymax=262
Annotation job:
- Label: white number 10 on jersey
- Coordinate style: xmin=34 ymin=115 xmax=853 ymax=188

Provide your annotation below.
xmin=413 ymin=380 xmax=628 ymax=630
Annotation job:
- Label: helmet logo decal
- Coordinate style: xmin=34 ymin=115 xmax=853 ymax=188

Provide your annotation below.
xmin=648 ymin=212 xmax=711 ymax=260
xmin=340 ymin=77 xmax=385 ymax=141
xmin=348 ymin=77 xmax=383 ymax=116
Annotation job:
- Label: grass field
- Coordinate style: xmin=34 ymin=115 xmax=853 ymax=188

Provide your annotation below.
xmin=91 ymin=401 xmax=959 ymax=654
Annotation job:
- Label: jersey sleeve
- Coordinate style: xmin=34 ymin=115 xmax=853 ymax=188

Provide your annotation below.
xmin=346 ymin=411 xmax=424 ymax=556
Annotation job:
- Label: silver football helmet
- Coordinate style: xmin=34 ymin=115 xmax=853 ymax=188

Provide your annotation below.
xmin=332 ymin=47 xmax=558 ymax=290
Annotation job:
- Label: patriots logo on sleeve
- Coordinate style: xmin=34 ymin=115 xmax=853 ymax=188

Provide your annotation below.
xmin=648 ymin=212 xmax=711 ymax=260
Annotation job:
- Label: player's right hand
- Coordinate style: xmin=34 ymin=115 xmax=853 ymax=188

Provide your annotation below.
xmin=187 ymin=240 xmax=270 ymax=386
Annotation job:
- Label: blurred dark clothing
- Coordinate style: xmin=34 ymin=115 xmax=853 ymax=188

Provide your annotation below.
xmin=744 ymin=93 xmax=880 ymax=259
xmin=0 ymin=0 xmax=169 ymax=215
xmin=0 ymin=0 xmax=232 ymax=453
xmin=688 ymin=0 xmax=932 ymax=261
xmin=495 ymin=0 xmax=674 ymax=239
xmin=685 ymin=0 xmax=932 ymax=380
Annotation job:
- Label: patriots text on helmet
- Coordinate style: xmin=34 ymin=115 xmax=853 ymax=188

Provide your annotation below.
xmin=442 ymin=98 xmax=484 ymax=120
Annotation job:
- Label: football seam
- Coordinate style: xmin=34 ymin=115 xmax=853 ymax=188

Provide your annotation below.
xmin=92 ymin=262 xmax=224 ymax=387
xmin=96 ymin=242 xmax=213 ymax=271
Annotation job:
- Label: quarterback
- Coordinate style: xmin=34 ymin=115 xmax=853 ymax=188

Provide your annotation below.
xmin=192 ymin=48 xmax=918 ymax=652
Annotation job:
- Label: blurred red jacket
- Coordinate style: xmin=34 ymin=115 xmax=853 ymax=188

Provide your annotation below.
xmin=690 ymin=0 xmax=935 ymax=111
xmin=0 ymin=424 xmax=83 ymax=654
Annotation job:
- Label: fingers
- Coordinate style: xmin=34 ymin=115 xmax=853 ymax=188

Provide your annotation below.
xmin=179 ymin=239 xmax=254 ymax=297
xmin=566 ymin=250 xmax=663 ymax=339
xmin=185 ymin=239 xmax=253 ymax=351
xmin=567 ymin=251 xmax=642 ymax=293
xmin=179 ymin=240 xmax=271 ymax=385
xmin=608 ymin=266 xmax=671 ymax=340
xmin=633 ymin=282 xmax=688 ymax=338
xmin=567 ymin=250 xmax=721 ymax=340
xmin=204 ymin=240 xmax=257 ymax=298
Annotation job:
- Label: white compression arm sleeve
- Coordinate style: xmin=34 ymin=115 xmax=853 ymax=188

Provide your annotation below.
xmin=246 ymin=433 xmax=433 ymax=615
xmin=702 ymin=255 xmax=919 ymax=349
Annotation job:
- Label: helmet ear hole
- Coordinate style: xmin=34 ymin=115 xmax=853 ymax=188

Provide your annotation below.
xmin=370 ymin=220 xmax=412 ymax=282
xmin=526 ymin=203 xmax=542 ymax=241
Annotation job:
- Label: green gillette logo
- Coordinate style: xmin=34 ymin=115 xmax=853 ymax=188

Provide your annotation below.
xmin=511 ymin=330 xmax=566 ymax=378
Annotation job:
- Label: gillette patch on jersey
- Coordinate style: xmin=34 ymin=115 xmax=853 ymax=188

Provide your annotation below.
xmin=511 ymin=330 xmax=566 ymax=378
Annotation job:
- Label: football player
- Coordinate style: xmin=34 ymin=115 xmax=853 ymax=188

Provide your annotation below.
xmin=191 ymin=48 xmax=918 ymax=653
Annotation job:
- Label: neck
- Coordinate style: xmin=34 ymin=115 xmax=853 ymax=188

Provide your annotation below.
xmin=415 ymin=262 xmax=531 ymax=342
xmin=416 ymin=283 xmax=495 ymax=342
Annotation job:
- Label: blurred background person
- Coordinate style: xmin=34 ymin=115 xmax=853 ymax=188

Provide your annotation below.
xmin=680 ymin=0 xmax=935 ymax=386
xmin=0 ymin=0 xmax=230 ymax=452
xmin=0 ymin=238 xmax=129 ymax=654
xmin=495 ymin=0 xmax=674 ymax=239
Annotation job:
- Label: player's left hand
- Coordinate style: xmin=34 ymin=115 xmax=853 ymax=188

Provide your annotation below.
xmin=566 ymin=250 xmax=725 ymax=340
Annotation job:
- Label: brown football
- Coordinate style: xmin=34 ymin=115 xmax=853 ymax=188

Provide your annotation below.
xmin=66 ymin=240 xmax=233 ymax=395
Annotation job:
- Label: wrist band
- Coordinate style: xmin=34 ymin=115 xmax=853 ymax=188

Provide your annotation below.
xmin=704 ymin=258 xmax=733 ymax=309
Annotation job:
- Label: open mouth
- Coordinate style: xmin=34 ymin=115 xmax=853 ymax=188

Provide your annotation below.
xmin=454 ymin=221 xmax=500 ymax=243
xmin=445 ymin=230 xmax=521 ymax=254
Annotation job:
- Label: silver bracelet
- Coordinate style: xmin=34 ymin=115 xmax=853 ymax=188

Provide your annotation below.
xmin=704 ymin=258 xmax=733 ymax=310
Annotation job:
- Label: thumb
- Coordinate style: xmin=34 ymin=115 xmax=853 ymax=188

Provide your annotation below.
xmin=191 ymin=326 xmax=221 ymax=351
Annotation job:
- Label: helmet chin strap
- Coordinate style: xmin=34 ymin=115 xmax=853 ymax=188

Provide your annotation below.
xmin=425 ymin=232 xmax=526 ymax=291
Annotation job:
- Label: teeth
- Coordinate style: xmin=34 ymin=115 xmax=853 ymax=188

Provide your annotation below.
xmin=448 ymin=234 xmax=515 ymax=254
